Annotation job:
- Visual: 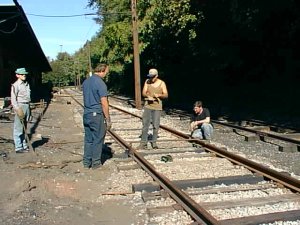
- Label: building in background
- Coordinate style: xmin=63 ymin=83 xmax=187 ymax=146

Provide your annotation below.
xmin=0 ymin=0 xmax=51 ymax=99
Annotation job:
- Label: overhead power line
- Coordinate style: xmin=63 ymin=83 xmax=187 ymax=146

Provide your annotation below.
xmin=27 ymin=12 xmax=131 ymax=18
xmin=27 ymin=13 xmax=97 ymax=18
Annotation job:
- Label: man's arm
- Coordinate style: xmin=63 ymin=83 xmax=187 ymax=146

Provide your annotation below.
xmin=11 ymin=85 xmax=19 ymax=109
xmin=142 ymin=81 xmax=149 ymax=97
xmin=195 ymin=116 xmax=210 ymax=125
xmin=154 ymin=81 xmax=168 ymax=99
xmin=101 ymin=96 xmax=110 ymax=120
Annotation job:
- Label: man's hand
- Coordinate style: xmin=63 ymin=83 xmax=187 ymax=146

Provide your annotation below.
xmin=190 ymin=121 xmax=197 ymax=131
xmin=15 ymin=108 xmax=25 ymax=120
xmin=146 ymin=96 xmax=155 ymax=101
xmin=153 ymin=93 xmax=160 ymax=99
xmin=105 ymin=118 xmax=112 ymax=130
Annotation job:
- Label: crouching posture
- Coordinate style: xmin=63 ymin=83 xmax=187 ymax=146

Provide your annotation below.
xmin=190 ymin=101 xmax=213 ymax=140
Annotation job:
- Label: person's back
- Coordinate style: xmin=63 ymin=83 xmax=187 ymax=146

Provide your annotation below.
xmin=82 ymin=75 xmax=106 ymax=114
xmin=82 ymin=64 xmax=110 ymax=170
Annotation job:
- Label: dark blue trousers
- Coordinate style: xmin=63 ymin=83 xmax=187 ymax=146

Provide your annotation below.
xmin=83 ymin=112 xmax=106 ymax=167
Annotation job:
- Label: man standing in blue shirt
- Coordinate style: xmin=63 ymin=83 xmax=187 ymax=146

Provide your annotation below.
xmin=82 ymin=64 xmax=111 ymax=169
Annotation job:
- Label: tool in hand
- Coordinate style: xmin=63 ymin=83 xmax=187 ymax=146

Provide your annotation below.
xmin=20 ymin=119 xmax=35 ymax=154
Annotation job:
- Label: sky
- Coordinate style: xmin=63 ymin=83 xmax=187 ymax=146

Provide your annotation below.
xmin=2 ymin=0 xmax=100 ymax=60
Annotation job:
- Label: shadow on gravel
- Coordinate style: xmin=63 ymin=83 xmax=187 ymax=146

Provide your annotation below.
xmin=32 ymin=137 xmax=50 ymax=149
xmin=101 ymin=143 xmax=113 ymax=164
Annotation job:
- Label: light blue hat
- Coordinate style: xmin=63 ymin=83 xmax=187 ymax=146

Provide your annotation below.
xmin=15 ymin=68 xmax=28 ymax=75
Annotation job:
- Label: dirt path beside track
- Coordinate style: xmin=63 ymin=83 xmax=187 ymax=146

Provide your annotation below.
xmin=0 ymin=98 xmax=138 ymax=225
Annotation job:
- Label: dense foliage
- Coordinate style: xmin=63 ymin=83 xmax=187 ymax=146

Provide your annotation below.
xmin=44 ymin=0 xmax=300 ymax=118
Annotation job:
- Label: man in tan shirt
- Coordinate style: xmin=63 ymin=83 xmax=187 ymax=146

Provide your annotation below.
xmin=139 ymin=68 xmax=168 ymax=149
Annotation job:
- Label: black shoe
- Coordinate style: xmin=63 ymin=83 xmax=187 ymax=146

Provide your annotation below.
xmin=151 ymin=143 xmax=158 ymax=149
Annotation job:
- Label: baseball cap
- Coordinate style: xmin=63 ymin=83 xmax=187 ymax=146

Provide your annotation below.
xmin=147 ymin=68 xmax=158 ymax=78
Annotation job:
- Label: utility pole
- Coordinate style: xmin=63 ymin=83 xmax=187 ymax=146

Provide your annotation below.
xmin=88 ymin=41 xmax=92 ymax=77
xmin=131 ymin=0 xmax=142 ymax=109
xmin=59 ymin=44 xmax=63 ymax=94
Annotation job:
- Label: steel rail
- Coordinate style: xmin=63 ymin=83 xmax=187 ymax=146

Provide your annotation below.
xmin=110 ymin=105 xmax=300 ymax=193
xmin=110 ymin=96 xmax=300 ymax=145
xmin=108 ymin=129 xmax=220 ymax=225
xmin=213 ymin=120 xmax=300 ymax=146
xmin=161 ymin=125 xmax=300 ymax=193
xmin=162 ymin=108 xmax=300 ymax=145
xmin=67 ymin=95 xmax=219 ymax=223
xmin=67 ymin=94 xmax=300 ymax=223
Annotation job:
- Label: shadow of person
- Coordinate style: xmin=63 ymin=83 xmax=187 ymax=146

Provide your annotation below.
xmin=101 ymin=142 xmax=113 ymax=164
xmin=32 ymin=137 xmax=50 ymax=149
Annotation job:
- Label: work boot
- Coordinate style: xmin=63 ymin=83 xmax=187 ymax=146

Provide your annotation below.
xmin=151 ymin=142 xmax=158 ymax=149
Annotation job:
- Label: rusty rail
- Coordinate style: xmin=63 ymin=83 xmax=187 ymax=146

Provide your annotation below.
xmin=110 ymin=105 xmax=300 ymax=193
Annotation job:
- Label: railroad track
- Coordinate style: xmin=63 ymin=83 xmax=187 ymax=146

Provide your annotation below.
xmin=109 ymin=94 xmax=300 ymax=152
xmin=61 ymin=88 xmax=300 ymax=225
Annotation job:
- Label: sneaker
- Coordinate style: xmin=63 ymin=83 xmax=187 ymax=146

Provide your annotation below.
xmin=16 ymin=149 xmax=29 ymax=154
xmin=23 ymin=148 xmax=30 ymax=152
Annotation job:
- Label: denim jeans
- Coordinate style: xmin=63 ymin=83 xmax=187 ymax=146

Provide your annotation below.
xmin=141 ymin=108 xmax=161 ymax=144
xmin=13 ymin=104 xmax=30 ymax=151
xmin=191 ymin=123 xmax=213 ymax=140
xmin=83 ymin=112 xmax=106 ymax=167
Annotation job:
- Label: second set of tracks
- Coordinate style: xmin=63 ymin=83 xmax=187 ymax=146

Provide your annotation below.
xmin=63 ymin=88 xmax=300 ymax=225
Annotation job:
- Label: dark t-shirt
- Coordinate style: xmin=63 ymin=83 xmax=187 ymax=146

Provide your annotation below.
xmin=82 ymin=74 xmax=107 ymax=114
xmin=191 ymin=108 xmax=211 ymax=128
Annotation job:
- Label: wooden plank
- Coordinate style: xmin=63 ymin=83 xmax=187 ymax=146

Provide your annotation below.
xmin=186 ymin=183 xmax=276 ymax=195
xmin=113 ymin=158 xmax=133 ymax=163
xmin=129 ymin=138 xmax=193 ymax=144
xmin=147 ymin=204 xmax=183 ymax=217
xmin=250 ymin=126 xmax=271 ymax=132
xmin=132 ymin=174 xmax=265 ymax=192
xmin=142 ymin=190 xmax=169 ymax=202
xmin=220 ymin=209 xmax=300 ymax=225
xmin=202 ymin=193 xmax=300 ymax=210
xmin=117 ymin=164 xmax=141 ymax=171
xmin=112 ymin=152 xmax=130 ymax=159
xmin=278 ymin=144 xmax=298 ymax=153
xmin=142 ymin=183 xmax=277 ymax=201
xmin=244 ymin=135 xmax=260 ymax=142
xmin=172 ymin=174 xmax=265 ymax=190
xmin=139 ymin=148 xmax=205 ymax=155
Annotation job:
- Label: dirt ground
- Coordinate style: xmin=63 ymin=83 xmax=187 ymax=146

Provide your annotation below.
xmin=0 ymin=97 xmax=139 ymax=225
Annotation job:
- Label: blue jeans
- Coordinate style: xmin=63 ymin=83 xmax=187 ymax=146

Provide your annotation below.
xmin=83 ymin=112 xmax=106 ymax=168
xmin=13 ymin=104 xmax=30 ymax=151
xmin=191 ymin=123 xmax=213 ymax=140
xmin=141 ymin=108 xmax=161 ymax=144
